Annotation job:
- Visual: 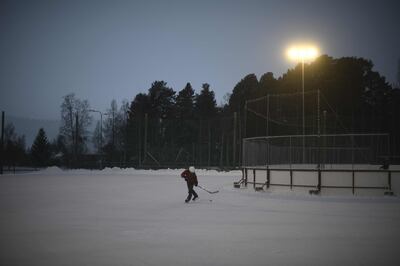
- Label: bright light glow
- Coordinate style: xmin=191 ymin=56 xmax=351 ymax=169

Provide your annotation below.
xmin=287 ymin=45 xmax=319 ymax=62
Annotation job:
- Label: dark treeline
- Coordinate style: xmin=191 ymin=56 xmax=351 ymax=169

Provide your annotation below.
xmin=1 ymin=55 xmax=400 ymax=170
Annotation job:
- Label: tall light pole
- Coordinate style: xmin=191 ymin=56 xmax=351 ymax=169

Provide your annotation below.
xmin=287 ymin=45 xmax=319 ymax=163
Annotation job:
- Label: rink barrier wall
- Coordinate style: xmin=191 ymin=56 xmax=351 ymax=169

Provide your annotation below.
xmin=237 ymin=167 xmax=400 ymax=196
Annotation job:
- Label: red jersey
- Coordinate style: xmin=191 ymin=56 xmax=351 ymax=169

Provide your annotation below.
xmin=181 ymin=169 xmax=198 ymax=186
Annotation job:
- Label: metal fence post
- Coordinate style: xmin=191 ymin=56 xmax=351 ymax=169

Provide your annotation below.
xmin=244 ymin=168 xmax=248 ymax=187
xmin=253 ymin=169 xmax=256 ymax=189
xmin=317 ymin=167 xmax=321 ymax=192
xmin=233 ymin=112 xmax=237 ymax=168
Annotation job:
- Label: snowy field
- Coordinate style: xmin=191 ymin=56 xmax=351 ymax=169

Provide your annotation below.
xmin=1 ymin=168 xmax=400 ymax=266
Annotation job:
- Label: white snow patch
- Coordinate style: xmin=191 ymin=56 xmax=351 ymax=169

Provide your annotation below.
xmin=39 ymin=166 xmax=243 ymax=177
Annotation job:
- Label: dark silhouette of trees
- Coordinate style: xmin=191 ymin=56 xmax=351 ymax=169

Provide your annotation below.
xmin=59 ymin=93 xmax=92 ymax=166
xmin=31 ymin=128 xmax=51 ymax=167
xmin=3 ymin=123 xmax=27 ymax=169
xmin=193 ymin=83 xmax=219 ymax=165
xmin=147 ymin=81 xmax=176 ymax=161
xmin=195 ymin=83 xmax=217 ymax=119
xmin=302 ymin=56 xmax=391 ymax=133
xmin=46 ymin=135 xmax=68 ymax=166
xmin=92 ymin=121 xmax=102 ymax=154
xmin=104 ymin=99 xmax=118 ymax=151
xmin=125 ymin=81 xmax=177 ymax=165
xmin=126 ymin=93 xmax=150 ymax=165
xmin=229 ymin=74 xmax=259 ymax=113
xmin=258 ymin=72 xmax=278 ymax=96
xmin=175 ymin=82 xmax=196 ymax=146
xmin=47 ymin=54 xmax=399 ymax=168
xmin=129 ymin=93 xmax=151 ymax=117
xmin=125 ymin=55 xmax=400 ymax=167
xmin=102 ymin=99 xmax=130 ymax=164
xmin=223 ymin=55 xmax=400 ymax=161
xmin=148 ymin=81 xmax=176 ymax=120
xmin=176 ymin=83 xmax=195 ymax=119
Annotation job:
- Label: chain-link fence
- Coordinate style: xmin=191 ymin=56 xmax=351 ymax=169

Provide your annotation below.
xmin=125 ymin=114 xmax=242 ymax=169
xmin=243 ymin=133 xmax=390 ymax=169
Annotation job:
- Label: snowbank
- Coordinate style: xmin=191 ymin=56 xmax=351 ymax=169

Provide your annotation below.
xmin=39 ymin=166 xmax=242 ymax=177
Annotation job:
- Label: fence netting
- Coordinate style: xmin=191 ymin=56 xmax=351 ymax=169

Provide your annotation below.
xmin=243 ymin=134 xmax=390 ymax=168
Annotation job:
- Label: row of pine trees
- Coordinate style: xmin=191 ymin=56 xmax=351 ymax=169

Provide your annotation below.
xmin=2 ymin=55 xmax=400 ymax=168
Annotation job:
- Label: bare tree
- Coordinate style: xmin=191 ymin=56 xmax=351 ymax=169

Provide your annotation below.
xmin=92 ymin=121 xmax=102 ymax=154
xmin=59 ymin=93 xmax=92 ymax=160
xmin=104 ymin=99 xmax=118 ymax=149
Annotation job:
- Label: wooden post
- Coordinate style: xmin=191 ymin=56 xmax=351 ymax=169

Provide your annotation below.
xmin=388 ymin=171 xmax=392 ymax=191
xmin=352 ymin=170 xmax=355 ymax=195
xmin=267 ymin=167 xmax=270 ymax=189
xmin=290 ymin=169 xmax=293 ymax=190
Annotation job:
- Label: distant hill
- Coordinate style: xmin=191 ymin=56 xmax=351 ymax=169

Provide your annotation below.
xmin=5 ymin=115 xmax=60 ymax=149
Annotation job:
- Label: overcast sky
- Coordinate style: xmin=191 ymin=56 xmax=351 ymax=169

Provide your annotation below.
xmin=1 ymin=0 xmax=399 ymax=120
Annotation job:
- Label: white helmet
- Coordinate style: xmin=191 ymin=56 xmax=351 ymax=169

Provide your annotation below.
xmin=189 ymin=166 xmax=195 ymax=173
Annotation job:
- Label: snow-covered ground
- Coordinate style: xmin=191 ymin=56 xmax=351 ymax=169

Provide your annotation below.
xmin=1 ymin=168 xmax=400 ymax=266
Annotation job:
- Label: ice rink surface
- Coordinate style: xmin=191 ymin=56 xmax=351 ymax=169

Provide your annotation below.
xmin=1 ymin=167 xmax=400 ymax=266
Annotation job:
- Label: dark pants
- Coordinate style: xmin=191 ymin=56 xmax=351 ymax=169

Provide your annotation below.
xmin=186 ymin=182 xmax=198 ymax=201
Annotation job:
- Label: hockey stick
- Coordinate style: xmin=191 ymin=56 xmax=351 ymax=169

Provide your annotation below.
xmin=197 ymin=185 xmax=219 ymax=194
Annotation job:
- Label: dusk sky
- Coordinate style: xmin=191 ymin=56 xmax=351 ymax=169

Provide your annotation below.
xmin=1 ymin=0 xmax=399 ymax=120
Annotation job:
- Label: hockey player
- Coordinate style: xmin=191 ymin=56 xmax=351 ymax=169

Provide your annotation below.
xmin=181 ymin=166 xmax=199 ymax=203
